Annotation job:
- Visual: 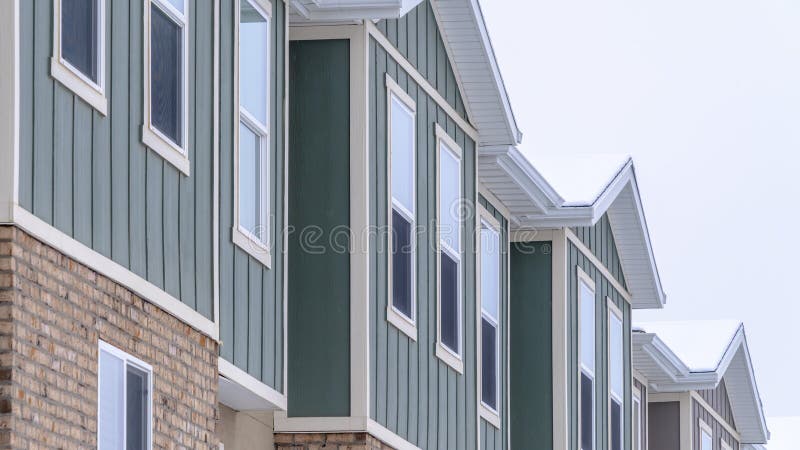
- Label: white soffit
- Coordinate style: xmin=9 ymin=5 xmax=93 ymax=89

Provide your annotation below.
xmin=632 ymin=322 xmax=770 ymax=444
xmin=290 ymin=0 xmax=425 ymax=22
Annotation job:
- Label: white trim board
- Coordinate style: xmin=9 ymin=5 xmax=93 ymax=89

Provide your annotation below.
xmin=218 ymin=358 xmax=287 ymax=411
xmin=690 ymin=390 xmax=741 ymax=441
xmin=12 ymin=205 xmax=217 ymax=339
xmin=551 ymin=229 xmax=568 ymax=450
xmin=0 ymin=0 xmax=18 ymax=223
xmin=566 ymin=228 xmax=632 ymax=304
xmin=273 ymin=414 xmax=422 ymax=450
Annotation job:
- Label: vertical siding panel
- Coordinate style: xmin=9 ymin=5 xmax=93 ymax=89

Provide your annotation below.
xmin=376 ymin=44 xmax=388 ymax=426
xmin=53 ymin=89 xmax=73 ymax=234
xmin=93 ymin=111 xmax=112 ymax=256
xmin=369 ymin=38 xmax=379 ymax=419
xmin=263 ymin=265 xmax=276 ymax=386
xmin=145 ymin=154 xmax=163 ymax=288
xmin=33 ymin=0 xmax=54 ymax=224
xmin=248 ymin=261 xmax=263 ymax=379
xmin=129 ymin=0 xmax=147 ymax=278
xmin=234 ymin=251 xmax=249 ymax=369
xmin=273 ymin=0 xmax=286 ymax=390
xmin=163 ymin=168 xmax=181 ymax=298
xmin=219 ymin=0 xmax=235 ymax=362
xmin=457 ymin=127 xmax=468 ymax=450
xmin=407 ymin=8 xmax=417 ymax=67
xmin=416 ymin=85 xmax=429 ymax=448
xmin=396 ymin=68 xmax=409 ymax=440
xmin=386 ymin=55 xmax=400 ymax=433
xmin=427 ymin=94 xmax=439 ymax=450
xmin=19 ymin=0 xmax=33 ymax=210
xmin=397 ymin=14 xmax=407 ymax=56
xmin=73 ymin=102 xmax=93 ymax=245
xmin=110 ymin=0 xmax=129 ymax=266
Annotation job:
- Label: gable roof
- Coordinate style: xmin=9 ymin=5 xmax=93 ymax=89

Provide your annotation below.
xmin=482 ymin=152 xmax=665 ymax=309
xmin=633 ymin=321 xmax=770 ymax=444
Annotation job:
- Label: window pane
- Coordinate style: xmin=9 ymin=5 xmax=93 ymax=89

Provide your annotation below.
xmin=580 ymin=372 xmax=594 ymax=450
xmin=633 ymin=399 xmax=641 ymax=450
xmin=481 ymin=318 xmax=497 ymax=410
xmin=240 ymin=0 xmax=268 ymax=125
xmin=610 ymin=312 xmax=624 ymax=397
xmin=439 ymin=143 xmax=460 ymax=253
xmin=98 ymin=350 xmax=125 ymax=450
xmin=391 ymin=95 xmax=414 ymax=212
xmin=126 ymin=366 xmax=149 ymax=450
xmin=701 ymin=431 xmax=712 ymax=450
xmin=610 ymin=399 xmax=622 ymax=450
xmin=151 ymin=4 xmax=182 ymax=145
xmin=239 ymin=122 xmax=262 ymax=238
xmin=579 ymin=280 xmax=595 ymax=372
xmin=62 ymin=0 xmax=99 ymax=82
xmin=440 ymin=252 xmax=459 ymax=353
xmin=480 ymin=223 xmax=500 ymax=321
xmin=164 ymin=0 xmax=185 ymax=14
xmin=392 ymin=210 xmax=413 ymax=318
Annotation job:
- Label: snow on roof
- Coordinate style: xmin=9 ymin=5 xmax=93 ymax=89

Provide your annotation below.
xmin=635 ymin=320 xmax=742 ymax=372
xmin=525 ymin=153 xmax=631 ymax=207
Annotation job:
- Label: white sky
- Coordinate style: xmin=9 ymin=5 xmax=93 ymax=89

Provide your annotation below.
xmin=479 ymin=0 xmax=800 ymax=438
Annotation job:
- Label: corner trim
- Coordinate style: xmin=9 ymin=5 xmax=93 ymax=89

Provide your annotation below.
xmin=551 ymin=229 xmax=568 ymax=450
xmin=0 ymin=0 xmax=18 ymax=223
xmin=12 ymin=205 xmax=217 ymax=339
xmin=219 ymin=357 xmax=287 ymax=411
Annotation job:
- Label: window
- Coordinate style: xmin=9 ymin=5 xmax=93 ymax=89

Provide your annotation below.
xmin=608 ymin=302 xmax=624 ymax=450
xmin=578 ymin=268 xmax=596 ymax=450
xmin=232 ymin=0 xmax=272 ymax=266
xmin=700 ymin=420 xmax=713 ymax=450
xmin=51 ymin=0 xmax=107 ymax=114
xmin=142 ymin=0 xmax=190 ymax=175
xmin=98 ymin=341 xmax=152 ymax=450
xmin=633 ymin=390 xmax=643 ymax=450
xmin=386 ymin=75 xmax=417 ymax=339
xmin=479 ymin=213 xmax=501 ymax=427
xmin=435 ymin=124 xmax=463 ymax=373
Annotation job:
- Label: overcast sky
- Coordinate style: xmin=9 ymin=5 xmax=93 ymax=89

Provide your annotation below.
xmin=480 ymin=0 xmax=800 ymax=441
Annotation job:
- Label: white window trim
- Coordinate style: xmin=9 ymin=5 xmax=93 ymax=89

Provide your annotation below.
xmin=607 ymin=298 xmax=624 ymax=450
xmin=142 ymin=0 xmax=191 ymax=176
xmin=577 ymin=266 xmax=596 ymax=450
xmin=720 ymin=439 xmax=733 ymax=450
xmin=632 ymin=387 xmax=643 ymax=450
xmin=51 ymin=0 xmax=108 ymax=115
xmin=700 ymin=418 xmax=714 ymax=450
xmin=435 ymin=123 xmax=464 ymax=374
xmin=385 ymin=74 xmax=417 ymax=341
xmin=232 ymin=0 xmax=273 ymax=268
xmin=478 ymin=207 xmax=502 ymax=428
xmin=98 ymin=340 xmax=153 ymax=450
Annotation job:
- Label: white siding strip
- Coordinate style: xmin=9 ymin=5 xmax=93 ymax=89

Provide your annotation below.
xmin=0 ymin=0 xmax=18 ymax=223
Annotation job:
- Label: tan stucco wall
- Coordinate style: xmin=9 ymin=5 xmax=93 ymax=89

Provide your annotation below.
xmin=219 ymin=404 xmax=275 ymax=450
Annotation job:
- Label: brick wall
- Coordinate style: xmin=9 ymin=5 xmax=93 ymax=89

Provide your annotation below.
xmin=0 ymin=225 xmax=219 ymax=449
xmin=274 ymin=432 xmax=395 ymax=450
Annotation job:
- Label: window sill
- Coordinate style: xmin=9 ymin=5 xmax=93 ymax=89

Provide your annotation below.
xmin=141 ymin=125 xmax=191 ymax=176
xmin=232 ymin=226 xmax=272 ymax=269
xmin=480 ymin=403 xmax=501 ymax=429
xmin=435 ymin=342 xmax=463 ymax=374
xmin=386 ymin=305 xmax=417 ymax=341
xmin=50 ymin=57 xmax=108 ymax=116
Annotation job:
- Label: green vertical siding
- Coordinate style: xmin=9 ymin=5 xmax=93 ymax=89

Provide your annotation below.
xmin=287 ymin=39 xmax=351 ymax=417
xmin=510 ymin=240 xmax=553 ymax=448
xmin=572 ymin=215 xmax=627 ymax=289
xmin=698 ymin=380 xmax=736 ymax=430
xmin=693 ymin=399 xmax=740 ymax=450
xmin=368 ymin=33 xmax=497 ymax=447
xmin=219 ymin=0 xmax=287 ymax=391
xmin=568 ymin=239 xmax=632 ymax=450
xmin=18 ymin=0 xmax=214 ymax=318
xmin=376 ymin=1 xmax=468 ymax=122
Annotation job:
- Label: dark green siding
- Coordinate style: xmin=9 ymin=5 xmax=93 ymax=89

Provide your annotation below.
xmin=568 ymin=240 xmax=632 ymax=450
xmin=572 ymin=215 xmax=627 ymax=289
xmin=376 ymin=1 xmax=468 ymax=122
xmin=19 ymin=0 xmax=214 ymax=318
xmin=692 ymin=399 xmax=740 ymax=450
xmin=219 ymin=0 xmax=287 ymax=393
xmin=367 ymin=30 xmax=500 ymax=446
xmin=698 ymin=379 xmax=736 ymax=429
xmin=287 ymin=39 xmax=351 ymax=417
xmin=510 ymin=240 xmax=553 ymax=448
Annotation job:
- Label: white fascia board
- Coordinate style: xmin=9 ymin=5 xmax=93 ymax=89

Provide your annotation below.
xmin=291 ymin=0 xmax=423 ymax=20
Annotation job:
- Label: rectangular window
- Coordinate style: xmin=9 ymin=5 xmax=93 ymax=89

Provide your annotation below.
xmin=609 ymin=303 xmax=624 ymax=450
xmin=436 ymin=124 xmax=463 ymax=373
xmin=52 ymin=0 xmax=107 ymax=113
xmin=386 ymin=76 xmax=417 ymax=338
xmin=142 ymin=0 xmax=189 ymax=174
xmin=232 ymin=0 xmax=272 ymax=266
xmin=98 ymin=341 xmax=152 ymax=450
xmin=480 ymin=216 xmax=501 ymax=421
xmin=578 ymin=268 xmax=596 ymax=450
xmin=700 ymin=420 xmax=713 ymax=450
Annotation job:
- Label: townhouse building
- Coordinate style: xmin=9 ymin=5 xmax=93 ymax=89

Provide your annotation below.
xmin=633 ymin=321 xmax=769 ymax=450
xmin=0 ymin=0 xmax=738 ymax=450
